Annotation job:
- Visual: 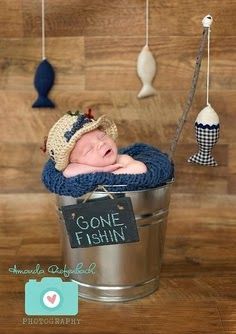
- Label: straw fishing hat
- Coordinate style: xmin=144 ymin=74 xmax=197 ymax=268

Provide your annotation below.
xmin=46 ymin=111 xmax=118 ymax=171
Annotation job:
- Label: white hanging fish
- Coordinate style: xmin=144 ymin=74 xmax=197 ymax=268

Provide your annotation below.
xmin=137 ymin=45 xmax=157 ymax=98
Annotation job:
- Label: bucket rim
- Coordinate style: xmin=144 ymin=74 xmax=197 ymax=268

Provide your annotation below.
xmin=96 ymin=178 xmax=174 ymax=194
xmin=57 ymin=178 xmax=174 ymax=199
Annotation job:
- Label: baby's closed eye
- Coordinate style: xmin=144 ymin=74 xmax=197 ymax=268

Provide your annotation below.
xmin=84 ymin=146 xmax=93 ymax=155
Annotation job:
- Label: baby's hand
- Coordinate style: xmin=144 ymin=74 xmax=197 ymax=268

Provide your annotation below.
xmin=102 ymin=163 xmax=122 ymax=172
xmin=63 ymin=162 xmax=123 ymax=177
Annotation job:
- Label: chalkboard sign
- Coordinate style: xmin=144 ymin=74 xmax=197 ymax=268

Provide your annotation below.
xmin=61 ymin=197 xmax=139 ymax=248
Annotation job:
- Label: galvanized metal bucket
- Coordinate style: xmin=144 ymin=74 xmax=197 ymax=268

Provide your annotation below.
xmin=57 ymin=181 xmax=173 ymax=302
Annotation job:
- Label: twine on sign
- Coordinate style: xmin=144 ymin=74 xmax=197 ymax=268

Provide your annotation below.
xmin=82 ymin=185 xmax=115 ymax=203
xmin=41 ymin=0 xmax=46 ymax=60
xmin=145 ymin=0 xmax=149 ymax=46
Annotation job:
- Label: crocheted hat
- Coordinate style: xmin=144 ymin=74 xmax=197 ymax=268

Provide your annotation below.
xmin=46 ymin=111 xmax=118 ymax=171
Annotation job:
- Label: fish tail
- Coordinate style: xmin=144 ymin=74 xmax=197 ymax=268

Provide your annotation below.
xmin=137 ymin=84 xmax=157 ymax=99
xmin=188 ymin=153 xmax=218 ymax=166
xmin=32 ymin=95 xmax=55 ymax=108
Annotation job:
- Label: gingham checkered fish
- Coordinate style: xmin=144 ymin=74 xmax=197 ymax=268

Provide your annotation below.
xmin=188 ymin=122 xmax=220 ymax=166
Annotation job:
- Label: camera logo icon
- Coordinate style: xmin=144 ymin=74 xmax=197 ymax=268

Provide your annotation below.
xmin=25 ymin=277 xmax=79 ymax=315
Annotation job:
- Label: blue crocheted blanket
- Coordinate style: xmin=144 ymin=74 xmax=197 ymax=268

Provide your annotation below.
xmin=42 ymin=143 xmax=174 ymax=197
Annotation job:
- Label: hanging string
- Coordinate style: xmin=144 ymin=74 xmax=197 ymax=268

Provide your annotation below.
xmin=41 ymin=0 xmax=46 ymax=60
xmin=145 ymin=0 xmax=149 ymax=46
xmin=206 ymin=27 xmax=211 ymax=106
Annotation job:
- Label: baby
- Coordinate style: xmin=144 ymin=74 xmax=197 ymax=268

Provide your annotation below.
xmin=46 ymin=111 xmax=147 ymax=178
xmin=63 ymin=128 xmax=147 ymax=177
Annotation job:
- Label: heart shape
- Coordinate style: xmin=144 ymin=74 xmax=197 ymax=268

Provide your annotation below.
xmin=47 ymin=294 xmax=56 ymax=304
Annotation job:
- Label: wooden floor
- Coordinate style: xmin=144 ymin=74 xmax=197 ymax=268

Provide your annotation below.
xmin=0 ymin=188 xmax=236 ymax=333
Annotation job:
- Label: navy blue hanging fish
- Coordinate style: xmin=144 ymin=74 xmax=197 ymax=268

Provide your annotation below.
xmin=32 ymin=59 xmax=55 ymax=108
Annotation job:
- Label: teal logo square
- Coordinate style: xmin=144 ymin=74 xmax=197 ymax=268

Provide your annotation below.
xmin=25 ymin=277 xmax=79 ymax=315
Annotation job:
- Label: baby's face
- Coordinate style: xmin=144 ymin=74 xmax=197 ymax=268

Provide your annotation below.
xmin=69 ymin=129 xmax=118 ymax=167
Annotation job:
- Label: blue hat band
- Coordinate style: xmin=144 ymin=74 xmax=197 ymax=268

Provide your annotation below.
xmin=64 ymin=115 xmax=92 ymax=142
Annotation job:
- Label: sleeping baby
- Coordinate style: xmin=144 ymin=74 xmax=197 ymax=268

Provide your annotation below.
xmin=46 ymin=110 xmax=147 ymax=178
